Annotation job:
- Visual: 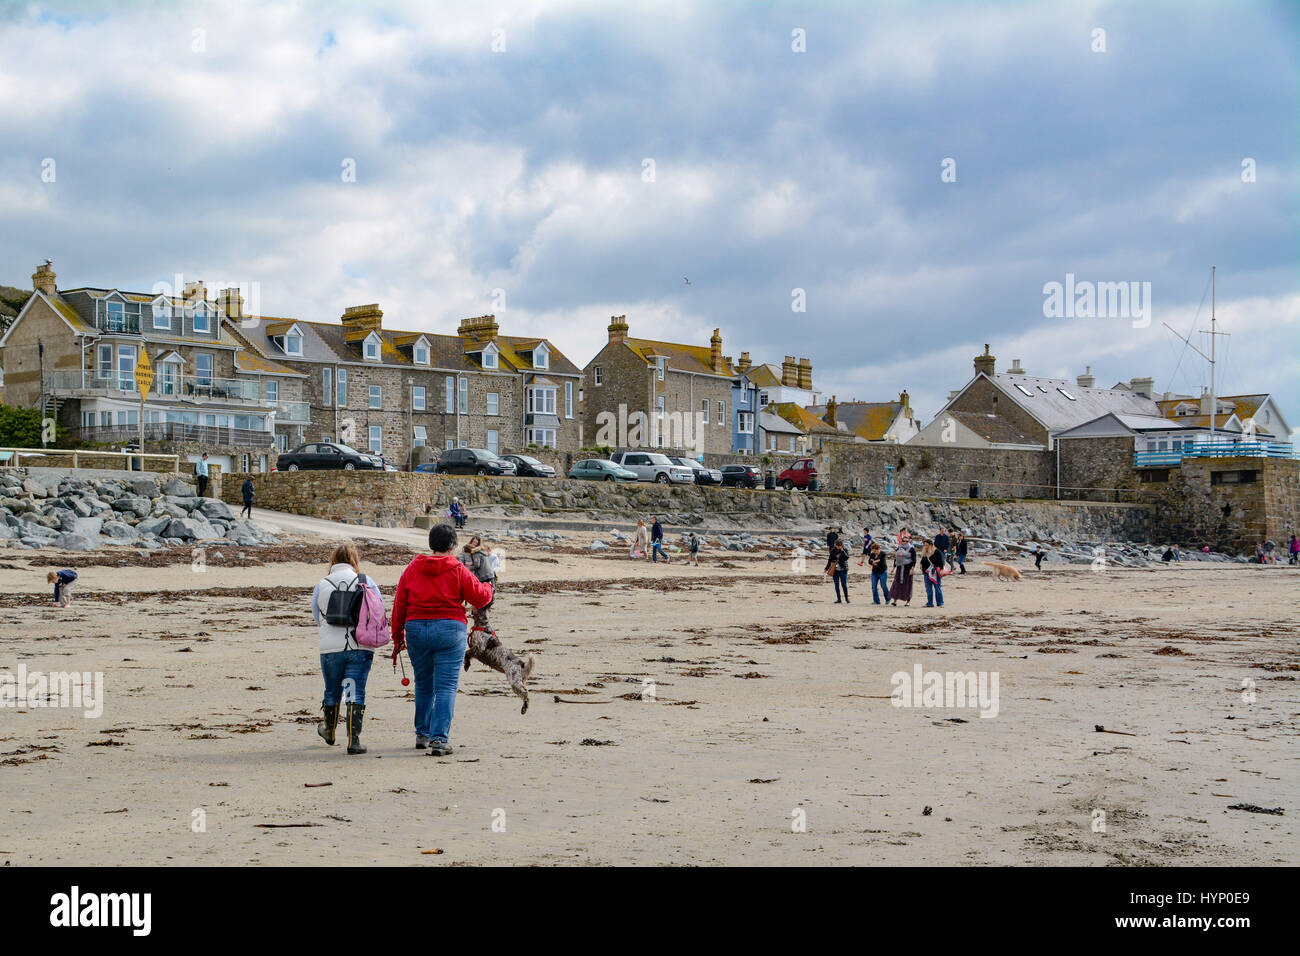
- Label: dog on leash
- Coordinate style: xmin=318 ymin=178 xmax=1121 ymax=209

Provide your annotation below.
xmin=983 ymin=561 xmax=1022 ymax=581
xmin=465 ymin=624 xmax=537 ymax=714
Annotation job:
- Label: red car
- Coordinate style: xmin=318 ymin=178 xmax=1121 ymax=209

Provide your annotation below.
xmin=777 ymin=458 xmax=818 ymax=490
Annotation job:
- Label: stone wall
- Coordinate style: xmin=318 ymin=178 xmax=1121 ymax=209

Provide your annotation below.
xmin=1057 ymin=436 xmax=1141 ymax=499
xmin=827 ymin=442 xmax=1057 ymax=499
xmin=221 ymin=468 xmax=1154 ymax=543
xmin=1139 ymin=456 xmax=1298 ymax=552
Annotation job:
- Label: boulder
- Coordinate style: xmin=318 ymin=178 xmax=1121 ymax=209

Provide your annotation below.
xmin=165 ymin=516 xmax=218 ymax=542
xmin=129 ymin=477 xmax=160 ymax=498
xmin=589 ymin=540 xmax=609 ymax=551
xmin=136 ymin=515 xmax=173 ymax=537
xmin=54 ymin=531 xmax=99 ymax=552
xmin=101 ymin=520 xmax=139 ymax=541
xmin=197 ymin=498 xmax=235 ymax=521
xmin=59 ymin=514 xmax=104 ymax=537
xmin=112 ymin=497 xmax=153 ymax=518
xmin=22 ymin=478 xmax=48 ymax=498
xmin=162 ymin=478 xmax=194 ymax=497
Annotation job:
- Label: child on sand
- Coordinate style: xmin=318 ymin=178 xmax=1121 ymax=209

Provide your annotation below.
xmin=49 ymin=569 xmax=77 ymax=607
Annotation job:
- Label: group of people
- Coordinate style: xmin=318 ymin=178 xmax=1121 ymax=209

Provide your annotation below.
xmin=824 ymin=525 xmax=969 ymax=608
xmin=1255 ymin=536 xmax=1299 ymax=565
xmin=312 ymin=524 xmax=498 ymax=757
xmin=631 ymin=517 xmax=700 ymax=565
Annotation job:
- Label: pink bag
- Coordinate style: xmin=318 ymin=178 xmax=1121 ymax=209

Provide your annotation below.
xmin=352 ymin=574 xmax=391 ymax=649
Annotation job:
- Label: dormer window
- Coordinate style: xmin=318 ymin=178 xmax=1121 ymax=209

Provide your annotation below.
xmin=284 ymin=333 xmax=303 ymax=356
xmin=193 ymin=306 xmax=210 ymax=333
xmin=363 ymin=332 xmax=382 ymax=362
xmin=153 ymin=300 xmax=171 ymax=330
xmin=533 ymin=342 xmax=549 ymax=370
xmin=414 ymin=338 xmax=430 ymax=366
xmin=482 ymin=342 xmax=498 ymax=369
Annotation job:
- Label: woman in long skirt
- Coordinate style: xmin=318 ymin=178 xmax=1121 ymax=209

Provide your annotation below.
xmin=890 ymin=535 xmax=917 ymax=606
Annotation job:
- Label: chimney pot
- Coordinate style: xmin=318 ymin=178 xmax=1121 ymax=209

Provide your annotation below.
xmin=974 ymin=345 xmax=996 ymax=377
xmin=32 ymin=260 xmax=57 ymax=295
xmin=608 ymin=315 xmax=629 ymax=345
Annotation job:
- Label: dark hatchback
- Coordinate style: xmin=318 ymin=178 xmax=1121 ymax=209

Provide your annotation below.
xmin=502 ymin=454 xmax=556 ymax=478
xmin=435 ymin=447 xmax=518 ymax=476
xmin=720 ymin=464 xmax=763 ymax=488
xmin=276 ymin=441 xmax=384 ymax=471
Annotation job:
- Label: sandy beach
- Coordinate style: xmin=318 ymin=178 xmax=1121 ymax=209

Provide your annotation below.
xmin=1 ymin=515 xmax=1296 ymax=866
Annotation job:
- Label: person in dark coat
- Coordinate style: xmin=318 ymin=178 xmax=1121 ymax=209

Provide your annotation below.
xmin=889 ymin=535 xmax=917 ymax=606
xmin=240 ymin=477 xmax=255 ymax=520
xmin=825 ymin=540 xmax=850 ymax=604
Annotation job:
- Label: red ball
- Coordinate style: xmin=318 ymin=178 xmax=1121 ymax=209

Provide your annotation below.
xmin=401 ymin=677 xmax=410 ymax=686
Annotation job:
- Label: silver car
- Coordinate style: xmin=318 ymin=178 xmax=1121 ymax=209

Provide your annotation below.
xmin=608 ymin=451 xmax=695 ymax=484
xmin=667 ymin=456 xmax=723 ymax=485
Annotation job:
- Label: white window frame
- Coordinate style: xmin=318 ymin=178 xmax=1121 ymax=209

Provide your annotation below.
xmin=284 ymin=331 xmax=303 ymax=356
xmin=414 ymin=338 xmax=430 ymax=366
xmin=265 ymin=379 xmax=278 ymax=403
xmin=564 ymin=381 xmax=574 ymax=419
xmin=445 ymin=376 xmax=455 ymax=412
xmin=717 ymin=401 xmax=726 ymax=426
xmin=323 ymin=368 xmax=332 ymax=405
xmin=593 ymin=366 xmax=603 ymax=386
xmin=412 ymin=385 xmax=426 ymax=411
xmin=738 ymin=411 xmax=754 ymax=434
xmin=363 ymin=332 xmax=382 ymax=362
xmin=482 ymin=344 xmax=498 ymax=369
xmin=528 ymin=386 xmax=557 ymax=415
xmin=701 ymin=399 xmax=709 ymax=424
xmin=656 ymin=357 xmax=666 ymax=381
xmin=194 ymin=352 xmax=213 ymax=387
xmin=533 ymin=342 xmax=549 ymax=370
xmin=526 ymin=427 xmax=557 ymax=449
xmin=458 ymin=376 xmax=468 ymax=413
xmin=336 ymin=367 xmax=347 ymax=407
xmin=368 ymin=425 xmax=382 ymax=453
xmin=486 ymin=392 xmax=499 ymax=416
xmin=486 ymin=428 xmax=499 ymax=455
xmin=413 ymin=425 xmax=427 ymax=447
xmin=152 ymin=300 xmax=170 ymax=330
xmin=369 ymin=384 xmax=382 ymax=409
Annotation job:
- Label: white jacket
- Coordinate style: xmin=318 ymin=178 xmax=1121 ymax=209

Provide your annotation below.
xmin=312 ymin=563 xmax=380 ymax=654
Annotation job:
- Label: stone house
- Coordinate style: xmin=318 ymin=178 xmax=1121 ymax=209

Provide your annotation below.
xmin=582 ymin=316 xmax=738 ymax=456
xmin=235 ymin=305 xmax=582 ymax=467
xmin=0 ymin=262 xmax=295 ymax=473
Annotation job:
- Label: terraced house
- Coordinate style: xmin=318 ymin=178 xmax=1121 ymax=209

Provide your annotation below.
xmin=582 ymin=316 xmax=738 ymax=456
xmin=235 ymin=305 xmax=582 ymax=465
xmin=0 ymin=262 xmax=302 ymax=473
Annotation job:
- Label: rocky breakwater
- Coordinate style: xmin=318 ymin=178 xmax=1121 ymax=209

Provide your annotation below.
xmin=0 ymin=468 xmax=278 ymax=552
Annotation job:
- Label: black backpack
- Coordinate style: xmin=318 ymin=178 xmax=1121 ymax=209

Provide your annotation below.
xmin=324 ymin=575 xmax=370 ymax=644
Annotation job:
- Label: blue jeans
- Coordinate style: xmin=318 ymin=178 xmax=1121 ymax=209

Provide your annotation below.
xmin=832 ymin=568 xmax=848 ymax=601
xmin=652 ymin=540 xmax=667 ymax=562
xmin=320 ymin=649 xmax=374 ymax=706
xmin=871 ymin=571 xmax=889 ymax=603
xmin=405 ymin=619 xmax=468 ymax=743
xmin=924 ymin=574 xmax=944 ymax=607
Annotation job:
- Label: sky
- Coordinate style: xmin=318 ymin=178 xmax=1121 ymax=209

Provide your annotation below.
xmin=2 ymin=0 xmax=1297 ymax=435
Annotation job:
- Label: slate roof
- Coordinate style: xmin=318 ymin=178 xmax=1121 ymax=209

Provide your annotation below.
xmin=807 ymin=401 xmax=906 ymax=441
xmin=988 ymin=372 xmax=1160 ymax=432
xmin=769 ymin=401 xmax=839 ymax=435
xmin=625 ymin=337 xmax=734 ymax=377
xmin=948 ymin=410 xmax=1039 ymax=445
xmin=759 ymin=410 xmax=803 ymax=435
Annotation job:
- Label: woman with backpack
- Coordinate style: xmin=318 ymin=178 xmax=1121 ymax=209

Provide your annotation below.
xmin=391 ymin=524 xmax=494 ymax=756
xmin=312 ymin=542 xmax=384 ymax=755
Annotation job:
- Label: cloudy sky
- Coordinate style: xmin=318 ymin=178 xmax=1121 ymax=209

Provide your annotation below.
xmin=2 ymin=0 xmax=1297 ymax=432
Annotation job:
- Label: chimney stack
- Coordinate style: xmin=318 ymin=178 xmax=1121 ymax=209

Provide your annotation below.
xmin=608 ymin=315 xmax=629 ymax=345
xmin=825 ymin=395 xmax=838 ymax=427
xmin=737 ymin=351 xmax=752 ymax=373
xmin=1076 ymin=365 xmax=1095 ymax=388
xmin=457 ymin=314 xmax=499 ymax=341
xmin=1007 ymin=359 xmax=1025 ymax=375
xmin=710 ymin=328 xmax=724 ymax=373
xmin=218 ymin=287 xmax=244 ymax=320
xmin=974 ymin=344 xmax=996 ymax=377
xmin=1129 ymin=376 xmax=1155 ymax=399
xmin=342 ymin=303 xmax=383 ymax=333
xmin=797 ymin=357 xmax=812 ymax=390
xmin=32 ymin=260 xmax=56 ymax=296
xmin=899 ymin=390 xmax=911 ymax=416
xmin=1199 ymin=386 xmax=1215 ymax=417
xmin=183 ymin=280 xmax=207 ymax=302
xmin=781 ymin=355 xmax=798 ymax=387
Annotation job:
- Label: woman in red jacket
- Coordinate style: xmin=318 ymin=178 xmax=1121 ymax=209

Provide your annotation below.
xmin=392 ymin=524 xmax=494 ymax=756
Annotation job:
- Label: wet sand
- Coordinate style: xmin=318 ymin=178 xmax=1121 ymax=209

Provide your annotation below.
xmin=1 ymin=531 xmax=1296 ymax=866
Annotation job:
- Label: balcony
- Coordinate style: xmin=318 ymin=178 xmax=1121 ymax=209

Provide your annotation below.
xmin=1134 ymin=440 xmax=1295 ymax=468
xmin=95 ymin=315 xmax=141 ymax=335
xmin=182 ymin=377 xmax=261 ymax=402
xmin=46 ymin=371 xmax=267 ymax=406
xmin=274 ymin=401 xmax=311 ymax=423
xmin=73 ymin=423 xmax=275 ymax=448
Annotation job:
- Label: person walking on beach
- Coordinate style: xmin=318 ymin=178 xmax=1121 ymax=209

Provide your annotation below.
xmin=49 ymin=568 xmax=77 ymax=608
xmin=889 ymin=533 xmax=916 ymax=606
xmin=1290 ymin=534 xmax=1299 ymax=565
xmin=825 ymin=538 xmax=850 ymax=603
xmin=391 ymin=524 xmax=494 ymax=756
xmin=633 ymin=518 xmax=650 ymax=559
xmin=312 ymin=543 xmax=381 ymax=755
xmin=921 ymin=540 xmax=945 ymax=608
xmin=651 ymin=516 xmax=669 ymax=563
xmin=858 ymin=527 xmax=873 ymax=566
xmin=954 ymin=530 xmax=969 ymax=574
xmin=1032 ymin=545 xmax=1045 ymax=570
xmin=194 ymin=452 xmax=210 ymax=498
xmin=934 ymin=526 xmax=951 ymax=568
xmin=688 ymin=532 xmax=700 ymax=566
xmin=868 ymin=543 xmax=889 ymax=604
xmin=826 ymin=527 xmax=840 ymax=552
xmin=240 ymin=476 xmax=255 ymax=521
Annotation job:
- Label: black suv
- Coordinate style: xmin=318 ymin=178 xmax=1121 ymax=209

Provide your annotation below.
xmin=502 ymin=454 xmax=556 ymax=478
xmin=435 ymin=447 xmax=518 ymax=476
xmin=276 ymin=441 xmax=384 ymax=471
xmin=720 ymin=464 xmax=763 ymax=488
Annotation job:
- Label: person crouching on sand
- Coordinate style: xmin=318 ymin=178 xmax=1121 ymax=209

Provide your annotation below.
xmin=312 ymin=543 xmax=380 ymax=754
xmin=391 ymin=524 xmax=493 ymax=756
xmin=49 ymin=569 xmax=77 ymax=607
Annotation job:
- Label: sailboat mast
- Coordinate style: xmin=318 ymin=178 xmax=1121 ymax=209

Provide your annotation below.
xmin=1209 ymin=266 xmax=1216 ymax=444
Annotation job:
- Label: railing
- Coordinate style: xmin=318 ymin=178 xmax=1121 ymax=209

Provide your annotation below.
xmin=0 ymin=446 xmax=179 ymax=472
xmin=1134 ymin=440 xmax=1294 ymax=467
xmin=46 ymin=371 xmax=267 ymax=405
xmin=184 ymin=377 xmax=261 ymax=401
xmin=72 ymin=423 xmax=276 ymax=448
xmin=275 ymin=401 xmax=311 ymax=423
xmin=95 ymin=315 xmax=141 ymax=334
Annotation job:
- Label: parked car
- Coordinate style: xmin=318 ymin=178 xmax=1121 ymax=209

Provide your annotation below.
xmin=568 ymin=458 xmax=638 ymax=482
xmin=276 ymin=441 xmax=384 ymax=471
xmin=777 ymin=457 xmax=819 ymax=490
xmin=413 ymin=462 xmax=439 ymax=474
xmin=436 ymin=447 xmax=518 ymax=476
xmin=667 ymin=456 xmax=723 ymax=485
xmin=503 ymin=454 xmax=556 ymax=478
xmin=608 ymin=451 xmax=694 ymax=483
xmin=719 ymin=464 xmax=763 ymax=488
